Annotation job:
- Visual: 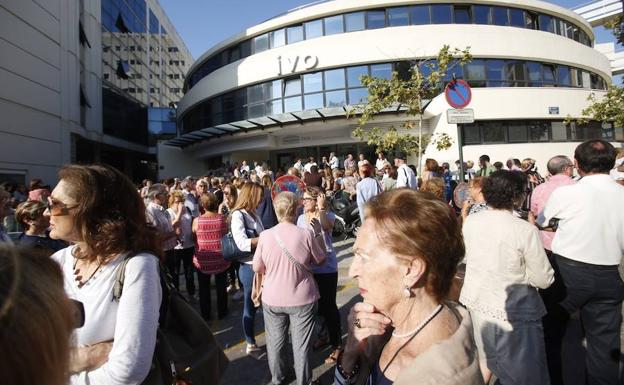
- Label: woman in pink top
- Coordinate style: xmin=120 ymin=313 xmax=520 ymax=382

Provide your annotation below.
xmin=253 ymin=192 xmax=326 ymax=385
xmin=193 ymin=193 xmax=230 ymax=320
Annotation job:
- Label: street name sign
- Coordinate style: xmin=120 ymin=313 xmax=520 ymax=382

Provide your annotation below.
xmin=447 ymin=108 xmax=475 ymax=124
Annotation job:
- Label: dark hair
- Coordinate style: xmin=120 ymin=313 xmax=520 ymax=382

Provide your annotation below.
xmin=58 ymin=164 xmax=161 ymax=262
xmin=479 ymin=155 xmax=490 ymax=163
xmin=29 ymin=179 xmax=45 ymax=191
xmin=365 ymin=190 xmax=464 ymax=302
xmin=482 ymin=170 xmax=527 ymax=210
xmin=493 ymin=161 xmax=503 ymax=170
xmin=574 ymin=139 xmax=616 ymax=174
xmin=200 ymin=192 xmax=220 ymax=213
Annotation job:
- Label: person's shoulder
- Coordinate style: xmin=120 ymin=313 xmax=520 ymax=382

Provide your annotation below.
xmin=124 ymin=253 xmax=161 ymax=276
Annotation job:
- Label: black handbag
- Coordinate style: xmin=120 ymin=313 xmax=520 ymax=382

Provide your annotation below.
xmin=113 ymin=256 xmax=229 ymax=385
xmin=221 ymin=210 xmax=257 ymax=262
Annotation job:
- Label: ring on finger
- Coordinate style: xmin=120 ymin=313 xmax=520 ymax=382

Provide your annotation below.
xmin=354 ymin=318 xmax=362 ymax=329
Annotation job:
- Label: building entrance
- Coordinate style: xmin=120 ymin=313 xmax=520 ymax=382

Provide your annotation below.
xmin=270 ymin=143 xmax=377 ymax=172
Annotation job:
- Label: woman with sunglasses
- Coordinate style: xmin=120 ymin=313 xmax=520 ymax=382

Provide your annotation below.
xmin=297 ymin=186 xmax=343 ymax=363
xmin=47 ymin=164 xmax=162 ymax=385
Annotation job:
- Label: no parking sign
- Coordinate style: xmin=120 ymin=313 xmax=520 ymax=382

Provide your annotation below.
xmin=445 ymin=79 xmax=472 ymax=109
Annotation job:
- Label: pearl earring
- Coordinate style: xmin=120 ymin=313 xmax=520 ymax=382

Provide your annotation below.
xmin=403 ymin=286 xmax=412 ymax=298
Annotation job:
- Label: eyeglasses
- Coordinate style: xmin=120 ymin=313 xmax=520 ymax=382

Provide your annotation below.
xmin=46 ymin=197 xmax=78 ymax=216
xmin=303 ymin=197 xmax=316 ymax=201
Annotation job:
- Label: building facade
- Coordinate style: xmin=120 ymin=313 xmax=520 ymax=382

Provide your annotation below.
xmin=163 ymin=0 xmax=617 ymax=176
xmin=0 ymin=0 xmax=191 ymax=186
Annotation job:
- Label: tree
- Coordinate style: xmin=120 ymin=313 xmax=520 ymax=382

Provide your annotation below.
xmin=348 ymin=45 xmax=472 ymax=171
xmin=574 ymin=85 xmax=624 ymax=128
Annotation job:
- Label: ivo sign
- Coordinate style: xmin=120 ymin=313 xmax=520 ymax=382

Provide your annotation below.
xmin=277 ymin=55 xmax=319 ymax=76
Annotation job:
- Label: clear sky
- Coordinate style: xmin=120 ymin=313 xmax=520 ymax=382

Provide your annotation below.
xmin=158 ymin=0 xmax=615 ymax=60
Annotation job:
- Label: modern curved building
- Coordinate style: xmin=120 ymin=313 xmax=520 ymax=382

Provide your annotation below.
xmin=161 ymin=0 xmax=618 ymax=177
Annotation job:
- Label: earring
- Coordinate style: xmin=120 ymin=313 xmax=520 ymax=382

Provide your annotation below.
xmin=403 ymin=286 xmax=412 ymax=298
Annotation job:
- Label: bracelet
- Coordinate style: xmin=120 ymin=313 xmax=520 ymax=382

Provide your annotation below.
xmin=336 ymin=351 xmax=359 ymax=381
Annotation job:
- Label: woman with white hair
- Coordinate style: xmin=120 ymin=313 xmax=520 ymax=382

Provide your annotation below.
xmin=253 ymin=191 xmax=326 ymax=385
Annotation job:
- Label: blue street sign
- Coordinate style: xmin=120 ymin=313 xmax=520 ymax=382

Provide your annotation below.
xmin=445 ymin=79 xmax=472 ymax=109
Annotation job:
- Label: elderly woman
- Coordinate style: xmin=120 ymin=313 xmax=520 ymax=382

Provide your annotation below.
xmin=15 ymin=200 xmax=66 ymax=253
xmin=167 ymin=189 xmax=196 ymax=298
xmin=297 ymin=186 xmax=342 ymax=363
xmin=253 ymin=191 xmax=326 ymax=385
xmin=336 ymin=189 xmax=483 ymax=385
xmin=460 ymin=170 xmax=554 ymax=385
xmin=231 ymin=182 xmax=265 ymax=357
xmin=47 ymin=164 xmax=161 ymax=385
xmin=461 ymin=177 xmax=487 ymax=220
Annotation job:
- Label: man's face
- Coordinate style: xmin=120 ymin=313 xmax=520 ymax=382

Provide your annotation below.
xmin=479 ymin=158 xmax=486 ymax=167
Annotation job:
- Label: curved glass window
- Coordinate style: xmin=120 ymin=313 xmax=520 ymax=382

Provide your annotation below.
xmin=180 ymin=58 xmax=609 ymax=135
xmin=185 ymin=4 xmax=593 ymax=92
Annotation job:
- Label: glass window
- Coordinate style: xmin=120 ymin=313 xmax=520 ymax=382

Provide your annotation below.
xmin=565 ymin=22 xmax=574 ymax=39
xmin=482 ymin=121 xmax=506 ymax=143
xmin=487 ymin=59 xmax=505 ymax=87
xmin=284 ymin=78 xmax=302 ymax=96
xmin=324 ymin=15 xmax=344 ymax=35
xmin=590 ymin=73 xmax=600 ymax=89
xmin=473 ymin=5 xmax=490 ymax=24
xmin=270 ymin=29 xmax=286 ymax=48
xmin=567 ymin=122 xmax=585 ymax=141
xmin=557 ymin=65 xmax=571 ymax=87
xmin=367 ymin=10 xmax=386 ymax=29
xmin=324 ymin=68 xmax=346 ymax=90
xmin=492 ymin=7 xmax=509 ymax=26
xmin=527 ymin=61 xmax=542 ymax=86
xmin=507 ymin=122 xmax=528 ymax=142
xmin=454 ymin=5 xmax=471 ymax=24
xmin=247 ymin=103 xmax=265 ymax=118
xmin=229 ymin=46 xmax=241 ymax=62
xmin=325 ymin=90 xmax=347 ymax=107
xmin=570 ymin=68 xmax=581 ymax=87
xmin=538 ymin=14 xmax=553 ymax=32
xmin=303 ymin=72 xmax=323 ymax=93
xmin=284 ymin=96 xmax=302 ymax=113
xmin=287 ymin=25 xmax=304 ymax=44
xmin=304 ymin=19 xmax=323 ymax=39
xmin=615 ymin=126 xmax=624 ymax=141
xmin=509 ymin=8 xmax=524 ymax=27
xmin=253 ymin=33 xmax=269 ymax=53
xmin=410 ymin=5 xmax=430 ymax=25
xmin=528 ymin=121 xmax=550 ymax=141
xmin=240 ymin=40 xmax=251 ymax=57
xmin=304 ymin=93 xmax=324 ymax=109
xmin=462 ymin=124 xmax=481 ymax=144
xmin=371 ymin=63 xmax=392 ymax=80
xmin=585 ymin=121 xmax=604 ymax=140
xmin=551 ymin=121 xmax=567 ymax=141
xmin=542 ymin=64 xmax=556 ymax=85
xmin=345 ymin=12 xmax=365 ymax=32
xmin=247 ymin=83 xmax=264 ymax=103
xmin=267 ymin=99 xmax=283 ymax=115
xmin=348 ymin=88 xmax=369 ymax=104
xmin=525 ymin=11 xmax=537 ymax=29
xmin=581 ymin=71 xmax=591 ymax=88
xmin=267 ymin=80 xmax=282 ymax=99
xmin=464 ymin=60 xmax=486 ymax=80
xmin=388 ymin=7 xmax=409 ymax=26
xmin=504 ymin=60 xmax=526 ymax=85
xmin=431 ymin=4 xmax=452 ymax=24
xmin=347 ymin=66 xmax=369 ymax=87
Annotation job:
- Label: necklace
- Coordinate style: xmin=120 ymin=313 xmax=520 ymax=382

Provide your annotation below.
xmin=73 ymin=258 xmax=103 ymax=288
xmin=392 ymin=303 xmax=444 ymax=338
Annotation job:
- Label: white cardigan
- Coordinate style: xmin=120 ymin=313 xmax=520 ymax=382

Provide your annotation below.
xmin=52 ymin=246 xmax=161 ymax=385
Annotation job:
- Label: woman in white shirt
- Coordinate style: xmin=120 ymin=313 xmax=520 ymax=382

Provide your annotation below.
xmin=460 ymin=170 xmax=554 ymax=385
xmin=47 ymin=164 xmax=161 ymax=385
xmin=230 ymin=181 xmax=265 ymax=358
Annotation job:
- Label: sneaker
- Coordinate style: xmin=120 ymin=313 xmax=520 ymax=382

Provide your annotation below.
xmin=246 ymin=344 xmax=267 ymax=360
xmin=232 ymin=290 xmax=244 ymax=301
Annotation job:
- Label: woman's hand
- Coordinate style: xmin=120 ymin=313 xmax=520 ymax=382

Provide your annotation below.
xmin=316 ymin=193 xmax=326 ymax=211
xmin=309 ymin=217 xmax=322 ymax=236
xmin=340 ymin=302 xmax=391 ymax=372
xmin=70 ymin=341 xmax=113 ymax=374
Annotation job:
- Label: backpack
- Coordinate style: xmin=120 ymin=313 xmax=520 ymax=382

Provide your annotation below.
xmin=113 ymin=256 xmax=229 ymax=385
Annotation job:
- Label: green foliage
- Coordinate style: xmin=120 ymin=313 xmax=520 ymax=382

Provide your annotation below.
xmin=350 ymin=45 xmax=472 ymax=157
xmin=574 ymin=85 xmax=624 ymax=128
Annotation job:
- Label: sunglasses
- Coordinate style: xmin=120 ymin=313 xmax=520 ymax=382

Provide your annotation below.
xmin=46 ymin=198 xmax=78 ymax=215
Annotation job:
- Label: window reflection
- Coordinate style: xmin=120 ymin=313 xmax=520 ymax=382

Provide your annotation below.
xmin=325 ymin=90 xmax=347 ymax=107
xmin=304 ymin=19 xmax=323 ymax=39
xmin=324 ymin=15 xmax=344 ymax=35
xmin=367 ymin=10 xmax=386 ymax=29
xmin=411 ymin=5 xmax=430 ymax=24
xmin=431 ymin=4 xmax=453 ymax=24
xmin=324 ymin=69 xmax=346 ymax=90
xmin=388 ymin=7 xmax=409 ymax=26
xmin=345 ymin=12 xmax=365 ymax=32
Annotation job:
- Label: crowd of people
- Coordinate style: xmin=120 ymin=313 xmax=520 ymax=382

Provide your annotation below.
xmin=1 ymin=139 xmax=624 ymax=385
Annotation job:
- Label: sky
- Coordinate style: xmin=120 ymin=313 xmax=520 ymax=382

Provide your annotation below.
xmin=158 ymin=0 xmax=616 ymax=60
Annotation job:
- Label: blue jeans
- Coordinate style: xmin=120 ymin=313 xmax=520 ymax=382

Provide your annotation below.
xmin=238 ymin=263 xmax=257 ymax=345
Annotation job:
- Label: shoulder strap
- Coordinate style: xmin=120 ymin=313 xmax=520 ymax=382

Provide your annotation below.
xmin=112 ymin=255 xmax=134 ymax=302
xmin=403 ymin=167 xmax=410 ymax=187
xmin=273 ymin=232 xmax=311 ymax=274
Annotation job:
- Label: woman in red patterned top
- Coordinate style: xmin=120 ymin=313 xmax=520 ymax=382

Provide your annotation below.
xmin=192 ymin=192 xmax=230 ymax=320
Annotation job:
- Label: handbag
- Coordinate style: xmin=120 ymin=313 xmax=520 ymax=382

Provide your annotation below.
xmin=221 ymin=210 xmax=257 ymax=262
xmin=113 ymin=256 xmax=229 ymax=385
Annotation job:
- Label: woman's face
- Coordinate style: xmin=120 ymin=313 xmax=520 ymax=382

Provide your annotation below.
xmin=223 ymin=188 xmax=233 ymax=203
xmin=349 ymin=219 xmax=407 ymax=315
xmin=45 ymin=180 xmax=79 ymax=242
xmin=302 ymin=193 xmax=317 ymax=213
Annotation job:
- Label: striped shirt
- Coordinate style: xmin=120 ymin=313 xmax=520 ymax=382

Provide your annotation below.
xmin=193 ymin=214 xmax=230 ymax=274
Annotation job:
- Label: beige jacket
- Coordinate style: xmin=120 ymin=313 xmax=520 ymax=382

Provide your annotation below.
xmin=349 ymin=303 xmax=484 ymax=385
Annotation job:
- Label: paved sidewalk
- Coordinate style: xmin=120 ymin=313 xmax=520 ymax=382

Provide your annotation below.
xmin=186 ymin=237 xmax=358 ymax=385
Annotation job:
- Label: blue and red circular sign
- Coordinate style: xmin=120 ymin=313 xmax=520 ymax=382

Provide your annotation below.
xmin=444 ymin=79 xmax=472 ymax=109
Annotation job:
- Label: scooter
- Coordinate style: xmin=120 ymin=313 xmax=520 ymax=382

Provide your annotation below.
xmin=328 ymin=190 xmax=361 ymax=240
